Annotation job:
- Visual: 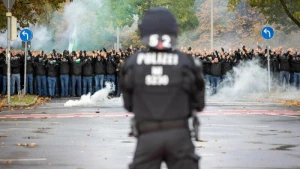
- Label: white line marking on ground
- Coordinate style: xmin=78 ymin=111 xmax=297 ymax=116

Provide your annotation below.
xmin=201 ymin=132 xmax=242 ymax=136
xmin=268 ymin=114 xmax=299 ymax=118
xmin=6 ymin=128 xmax=36 ymax=130
xmin=38 ymin=107 xmax=65 ymax=109
xmin=0 ymin=158 xmax=47 ymax=162
xmin=126 ymin=154 xmax=216 ymax=159
xmin=0 ymin=121 xmax=60 ymax=123
xmin=200 ymin=154 xmax=215 ymax=156
xmin=204 ymin=124 xmax=270 ymax=128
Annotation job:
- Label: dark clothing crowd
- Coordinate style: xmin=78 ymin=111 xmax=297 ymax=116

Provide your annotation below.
xmin=1 ymin=45 xmax=299 ymax=97
xmin=180 ymin=46 xmax=300 ymax=94
xmin=0 ymin=48 xmax=134 ymax=98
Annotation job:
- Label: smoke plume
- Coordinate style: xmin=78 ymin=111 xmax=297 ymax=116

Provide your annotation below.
xmin=64 ymin=82 xmax=122 ymax=107
xmin=0 ymin=0 xmax=121 ymax=51
xmin=210 ymin=59 xmax=300 ymax=101
xmin=0 ymin=25 xmax=54 ymax=51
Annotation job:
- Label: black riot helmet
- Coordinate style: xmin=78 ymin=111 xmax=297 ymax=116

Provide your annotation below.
xmin=139 ymin=7 xmax=178 ymax=50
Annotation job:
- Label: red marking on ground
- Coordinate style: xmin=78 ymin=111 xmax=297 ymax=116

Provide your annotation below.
xmin=0 ymin=110 xmax=299 ymax=119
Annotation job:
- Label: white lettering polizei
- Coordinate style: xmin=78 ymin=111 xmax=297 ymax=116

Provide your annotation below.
xmin=137 ymin=53 xmax=179 ymax=65
xmin=137 ymin=53 xmax=145 ymax=65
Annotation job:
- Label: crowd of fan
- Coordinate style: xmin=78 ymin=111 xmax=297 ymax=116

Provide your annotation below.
xmin=0 ymin=47 xmax=135 ymax=98
xmin=179 ymin=46 xmax=300 ymax=94
xmin=0 ymin=45 xmax=299 ymax=98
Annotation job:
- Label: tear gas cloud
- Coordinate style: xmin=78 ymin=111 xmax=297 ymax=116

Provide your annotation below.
xmin=64 ymin=82 xmax=123 ymax=107
xmin=211 ymin=59 xmax=268 ymax=100
xmin=210 ymin=59 xmax=300 ymax=101
xmin=0 ymin=31 xmax=22 ymax=49
xmin=57 ymin=0 xmax=105 ymax=51
xmin=0 ymin=0 xmax=116 ymax=51
xmin=0 ymin=25 xmax=55 ymax=51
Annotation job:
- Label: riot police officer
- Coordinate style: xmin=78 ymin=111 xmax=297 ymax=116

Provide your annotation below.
xmin=119 ymin=7 xmax=205 ymax=169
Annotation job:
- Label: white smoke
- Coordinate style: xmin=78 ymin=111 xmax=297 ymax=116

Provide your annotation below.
xmin=0 ymin=0 xmax=112 ymax=51
xmin=0 ymin=31 xmax=22 ymax=49
xmin=55 ymin=0 xmax=109 ymax=51
xmin=61 ymin=0 xmax=94 ymax=43
xmin=64 ymin=82 xmax=121 ymax=107
xmin=210 ymin=59 xmax=300 ymax=101
xmin=0 ymin=25 xmax=53 ymax=51
xmin=30 ymin=26 xmax=53 ymax=51
xmin=0 ymin=32 xmax=7 ymax=47
xmin=212 ymin=59 xmax=268 ymax=100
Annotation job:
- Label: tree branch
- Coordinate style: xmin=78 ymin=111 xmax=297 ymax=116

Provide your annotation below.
xmin=279 ymin=0 xmax=300 ymax=28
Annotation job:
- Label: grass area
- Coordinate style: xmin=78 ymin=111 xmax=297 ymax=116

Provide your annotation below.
xmin=9 ymin=95 xmax=37 ymax=105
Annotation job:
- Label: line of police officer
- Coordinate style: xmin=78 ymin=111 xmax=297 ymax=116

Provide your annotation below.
xmin=180 ymin=46 xmax=300 ymax=94
xmin=0 ymin=47 xmax=134 ymax=98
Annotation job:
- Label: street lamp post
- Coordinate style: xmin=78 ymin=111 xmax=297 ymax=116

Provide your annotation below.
xmin=3 ymin=0 xmax=17 ymax=103
xmin=6 ymin=12 xmax=11 ymax=103
xmin=117 ymin=27 xmax=120 ymax=50
xmin=210 ymin=0 xmax=214 ymax=50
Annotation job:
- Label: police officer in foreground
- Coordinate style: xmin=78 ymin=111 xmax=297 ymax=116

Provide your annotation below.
xmin=120 ymin=7 xmax=205 ymax=169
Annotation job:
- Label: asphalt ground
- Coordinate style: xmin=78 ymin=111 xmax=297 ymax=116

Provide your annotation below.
xmin=0 ymin=97 xmax=300 ymax=169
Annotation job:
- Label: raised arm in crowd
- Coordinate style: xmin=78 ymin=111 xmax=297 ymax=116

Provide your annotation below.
xmin=180 ymin=45 xmax=299 ymax=94
xmin=0 ymin=45 xmax=299 ymax=97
